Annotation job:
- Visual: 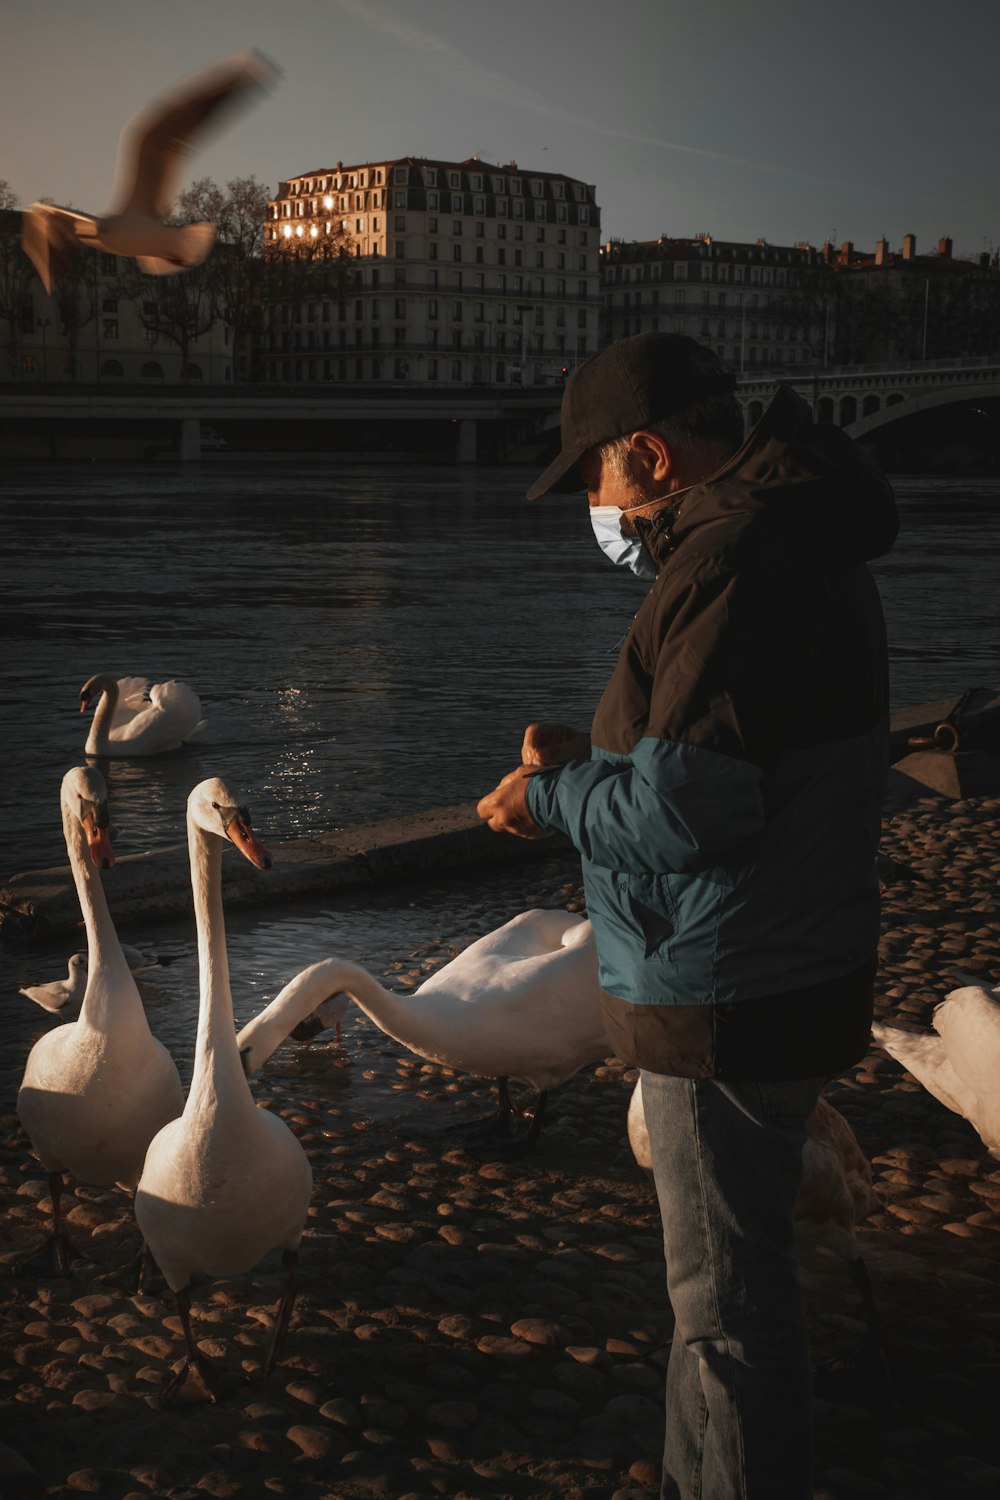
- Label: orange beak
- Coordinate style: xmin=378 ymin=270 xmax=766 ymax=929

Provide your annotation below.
xmin=227 ymin=818 xmax=272 ymax=871
xmin=82 ymin=812 xmax=114 ymax=870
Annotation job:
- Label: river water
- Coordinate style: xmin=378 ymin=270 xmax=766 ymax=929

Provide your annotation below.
xmin=0 ymin=460 xmax=997 ymax=1115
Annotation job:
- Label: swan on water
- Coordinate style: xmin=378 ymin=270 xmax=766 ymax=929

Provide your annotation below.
xmin=16 ymin=767 xmax=185 ymax=1272
xmin=872 ymin=974 xmax=1000 ymax=1156
xmin=234 ymin=910 xmax=609 ymax=1152
xmin=21 ymin=50 xmax=279 ymax=293
xmin=19 ymin=944 xmax=172 ymax=1018
xmin=80 ymin=673 xmax=205 ymax=756
xmin=627 ymin=1076 xmax=887 ymax=1391
xmin=134 ymin=777 xmax=311 ymax=1403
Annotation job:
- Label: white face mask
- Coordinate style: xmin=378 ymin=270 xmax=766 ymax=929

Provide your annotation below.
xmin=589 ymin=505 xmax=659 ymax=579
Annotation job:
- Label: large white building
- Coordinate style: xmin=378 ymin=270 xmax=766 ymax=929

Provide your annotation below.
xmin=264 ymin=156 xmax=601 ymax=387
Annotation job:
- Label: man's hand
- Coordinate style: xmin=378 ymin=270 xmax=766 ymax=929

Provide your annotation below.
xmin=521 ymin=721 xmax=591 ymax=767
xmin=477 ymin=766 xmax=547 ymax=840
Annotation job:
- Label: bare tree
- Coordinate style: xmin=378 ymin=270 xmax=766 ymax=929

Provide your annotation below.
xmin=264 ymin=226 xmax=357 ymax=377
xmin=120 ymin=255 xmax=217 ymax=378
xmin=0 ymin=183 xmax=35 ymax=379
xmin=179 ymin=175 xmax=272 ymax=380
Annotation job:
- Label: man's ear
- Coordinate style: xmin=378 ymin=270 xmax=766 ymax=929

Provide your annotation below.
xmin=629 ymin=430 xmax=673 ymax=486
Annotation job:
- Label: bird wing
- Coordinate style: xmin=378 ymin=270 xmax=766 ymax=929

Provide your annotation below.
xmin=21 ymin=203 xmax=99 ymax=294
xmin=109 ymin=50 xmax=279 ymax=221
xmin=871 ymin=1020 xmax=967 ymax=1117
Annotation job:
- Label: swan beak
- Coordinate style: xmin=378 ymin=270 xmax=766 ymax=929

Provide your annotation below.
xmin=226 ymin=817 xmax=272 ymax=871
xmin=79 ymin=696 xmax=90 ymax=713
xmin=82 ymin=812 xmax=115 ymax=869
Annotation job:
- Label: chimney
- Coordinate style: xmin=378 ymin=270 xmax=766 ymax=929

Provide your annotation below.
xmin=981 ymin=252 xmax=991 ymax=269
xmin=839 ymin=240 xmax=854 ymax=265
xmin=875 ymin=238 xmax=889 ymax=265
xmin=902 ymin=233 xmax=916 ymax=260
xmin=938 ymin=236 xmax=953 ymax=260
xmin=821 ymin=242 xmax=833 ymax=263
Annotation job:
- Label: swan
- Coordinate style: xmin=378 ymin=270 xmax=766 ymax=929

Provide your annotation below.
xmin=134 ymin=777 xmax=312 ymax=1403
xmin=872 ymin=975 xmax=1000 ymax=1156
xmin=80 ymin=673 xmax=206 ymax=756
xmin=21 ymin=50 xmax=278 ymax=293
xmin=627 ymin=1077 xmax=887 ymax=1391
xmin=16 ymin=767 xmax=185 ymax=1272
xmin=19 ymin=944 xmax=171 ymax=1018
xmin=234 ymin=911 xmax=609 ymax=1151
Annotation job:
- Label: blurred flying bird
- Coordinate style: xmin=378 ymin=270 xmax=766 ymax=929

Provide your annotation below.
xmin=21 ymin=49 xmax=279 ymax=293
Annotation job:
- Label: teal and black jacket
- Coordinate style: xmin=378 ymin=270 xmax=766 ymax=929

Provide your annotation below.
xmin=525 ymin=387 xmax=898 ymax=1081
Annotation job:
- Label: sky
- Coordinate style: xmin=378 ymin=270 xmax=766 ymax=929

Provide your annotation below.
xmin=4 ymin=0 xmax=999 ymax=260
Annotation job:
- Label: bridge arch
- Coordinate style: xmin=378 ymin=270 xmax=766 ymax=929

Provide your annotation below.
xmin=844 ymin=376 xmax=1000 ymax=440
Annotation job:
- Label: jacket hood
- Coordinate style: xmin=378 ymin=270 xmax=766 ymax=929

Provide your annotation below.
xmin=639 ymin=384 xmax=899 ymax=568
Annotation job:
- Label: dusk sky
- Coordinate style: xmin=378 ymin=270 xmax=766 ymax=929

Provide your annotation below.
xmin=4 ymin=0 xmax=998 ymax=259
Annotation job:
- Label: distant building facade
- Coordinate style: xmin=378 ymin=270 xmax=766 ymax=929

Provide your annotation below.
xmin=600 ymin=230 xmax=1000 ymax=373
xmin=264 ymin=157 xmax=601 ymax=386
xmin=600 ymin=233 xmax=828 ymax=373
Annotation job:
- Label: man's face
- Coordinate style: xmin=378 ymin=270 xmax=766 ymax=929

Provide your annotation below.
xmin=579 ymin=446 xmax=645 ymax=511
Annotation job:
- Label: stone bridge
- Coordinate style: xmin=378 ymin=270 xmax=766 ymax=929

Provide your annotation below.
xmin=736 ymin=357 xmax=1000 ymax=440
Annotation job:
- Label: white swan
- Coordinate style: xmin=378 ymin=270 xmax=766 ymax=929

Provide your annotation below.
xmin=16 ymin=766 xmax=184 ymax=1271
xmin=627 ymin=1077 xmax=886 ymax=1389
xmin=235 ymin=911 xmax=609 ymax=1151
xmin=21 ymin=50 xmax=278 ymax=293
xmin=80 ymin=673 xmax=205 ymax=756
xmin=872 ymin=977 xmax=1000 ymax=1156
xmin=19 ymin=943 xmax=169 ymax=1018
xmin=134 ymin=777 xmax=312 ymax=1403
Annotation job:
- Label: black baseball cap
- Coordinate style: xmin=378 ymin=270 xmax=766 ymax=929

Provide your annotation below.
xmin=526 ymin=332 xmax=737 ymax=500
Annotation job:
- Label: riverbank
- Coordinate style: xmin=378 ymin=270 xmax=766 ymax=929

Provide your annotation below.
xmin=1 ymin=787 xmax=999 ymax=1500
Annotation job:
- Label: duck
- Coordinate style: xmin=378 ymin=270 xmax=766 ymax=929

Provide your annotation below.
xmin=16 ymin=767 xmax=185 ymax=1273
xmin=872 ymin=974 xmax=1000 ymax=1156
xmin=19 ymin=943 xmax=172 ymax=1018
xmin=80 ymin=673 xmax=206 ymax=756
xmin=20 ymin=50 xmax=278 ymax=293
xmin=134 ymin=777 xmax=312 ymax=1403
xmin=627 ymin=1077 xmax=887 ymax=1394
xmin=234 ymin=910 xmax=609 ymax=1152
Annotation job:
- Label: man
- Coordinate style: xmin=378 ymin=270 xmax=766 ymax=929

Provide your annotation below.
xmin=477 ymin=332 xmax=898 ymax=1500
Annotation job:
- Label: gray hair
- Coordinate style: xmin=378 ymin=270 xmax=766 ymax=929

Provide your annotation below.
xmin=599 ymin=348 xmax=743 ymax=484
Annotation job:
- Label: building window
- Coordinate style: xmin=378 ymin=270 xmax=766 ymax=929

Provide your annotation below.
xmin=453 ymin=244 xmax=462 ymax=262
xmin=141 ymin=361 xmax=164 ymax=378
xmin=428 ymin=358 xmax=438 ymax=379
xmin=428 ymin=299 xmax=439 ymax=319
xmin=100 ymin=359 xmax=123 ymax=376
xmin=394 ymin=298 xmax=406 ymax=318
xmin=102 ymin=319 xmax=118 ymax=340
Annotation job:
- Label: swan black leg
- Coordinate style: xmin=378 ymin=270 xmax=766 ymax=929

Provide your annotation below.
xmin=12 ymin=1171 xmax=94 ymax=1277
xmin=161 ymin=1284 xmax=218 ymax=1405
xmin=265 ymin=1248 xmax=299 ymax=1374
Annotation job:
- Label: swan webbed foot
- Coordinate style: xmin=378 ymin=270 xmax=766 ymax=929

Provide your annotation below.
xmin=161 ymin=1353 xmax=221 ymax=1406
xmin=10 ymin=1232 xmax=96 ymax=1279
xmin=813 ymin=1333 xmax=892 ymax=1409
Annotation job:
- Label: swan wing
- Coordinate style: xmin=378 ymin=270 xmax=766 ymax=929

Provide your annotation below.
xmin=21 ymin=203 xmax=98 ymax=294
xmin=110 ymin=50 xmax=278 ymax=220
xmin=871 ymin=1020 xmax=967 ymax=1118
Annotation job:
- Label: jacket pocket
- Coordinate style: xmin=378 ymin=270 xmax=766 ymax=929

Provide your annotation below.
xmin=625 ymin=874 xmax=677 ymax=959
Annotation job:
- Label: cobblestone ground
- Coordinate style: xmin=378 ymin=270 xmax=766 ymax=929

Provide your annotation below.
xmin=1 ymin=795 xmax=999 ymax=1500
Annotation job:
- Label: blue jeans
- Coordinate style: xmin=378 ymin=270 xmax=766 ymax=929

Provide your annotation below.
xmin=640 ymin=1070 xmax=825 ymax=1500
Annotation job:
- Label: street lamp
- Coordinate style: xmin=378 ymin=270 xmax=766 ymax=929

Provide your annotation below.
xmin=37 ymin=317 xmax=51 ymax=381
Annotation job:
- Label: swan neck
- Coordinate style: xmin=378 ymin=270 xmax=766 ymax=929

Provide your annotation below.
xmin=63 ymin=794 xmax=133 ymax=1014
xmin=87 ymin=677 xmax=117 ymax=755
xmin=188 ymin=814 xmax=245 ymax=1106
